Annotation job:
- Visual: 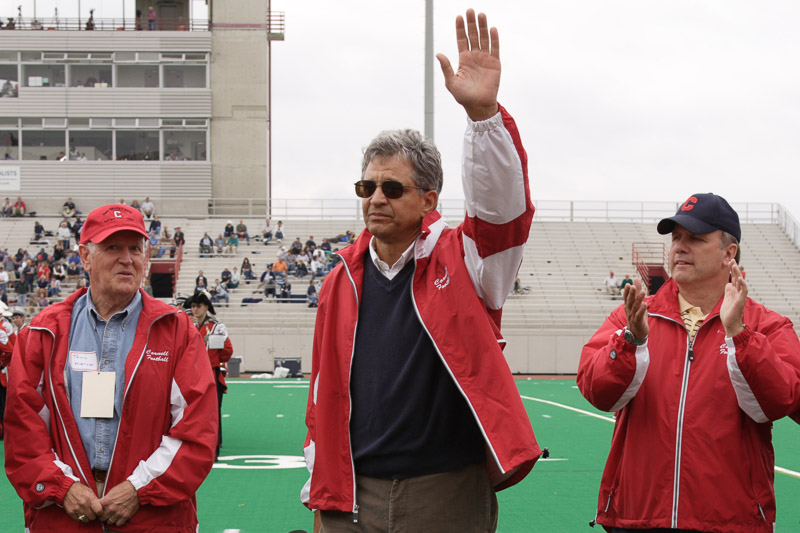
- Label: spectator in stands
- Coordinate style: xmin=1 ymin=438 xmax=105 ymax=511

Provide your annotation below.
xmin=195 ymin=270 xmax=208 ymax=294
xmin=141 ymin=197 xmax=156 ymax=219
xmin=173 ymin=226 xmax=185 ymax=258
xmin=618 ymin=274 xmax=634 ymax=292
xmin=162 ymin=225 xmax=172 ymax=241
xmin=257 ymin=265 xmax=275 ymax=293
xmin=32 ymin=221 xmax=44 ymax=241
xmin=36 ymin=260 xmax=50 ymax=291
xmin=48 ymin=277 xmax=62 ymax=298
xmin=290 ymin=237 xmax=303 ymax=255
xmin=275 ymin=221 xmax=284 ymax=242
xmin=229 ymin=267 xmax=241 ymax=289
xmin=0 ymin=286 xmax=6 ymax=305
xmin=578 ymin=193 xmax=800 ymax=533
xmin=119 ymin=198 xmax=127 ymax=205
xmin=225 ymin=233 xmax=239 ymax=255
xmin=212 ymin=279 xmax=229 ymax=307
xmin=72 ymin=216 xmax=84 ymax=243
xmin=305 ymin=236 xmax=317 ymax=251
xmin=277 ymin=278 xmax=291 ymax=302
xmin=14 ymin=277 xmax=28 ymax=308
xmin=130 ymin=199 xmax=142 ymax=212
xmin=603 ymin=271 xmax=620 ymax=296
xmin=22 ymin=262 xmax=35 ymax=294
xmin=148 ymin=215 xmax=162 ymax=236
xmin=148 ymin=6 xmax=157 ymax=30
xmin=57 ymin=221 xmax=71 ymax=250
xmin=34 ymin=287 xmax=49 ymax=309
xmin=52 ymin=242 xmax=67 ymax=263
xmin=199 ymin=233 xmax=213 ymax=257
xmin=310 ymin=253 xmax=326 ymax=281
xmin=66 ymin=251 xmax=82 ymax=279
xmin=0 ymin=265 xmax=7 ymax=298
xmin=223 ymin=221 xmax=235 ymax=238
xmin=221 ymin=268 xmax=232 ymax=285
xmin=61 ymin=198 xmax=77 ymax=218
xmin=236 ymin=220 xmax=250 ymax=245
xmin=52 ymin=261 xmax=66 ymax=282
xmin=149 ymin=231 xmax=165 ymax=258
xmin=12 ymin=196 xmax=25 ymax=217
xmin=307 ymin=280 xmax=318 ymax=308
xmin=215 ymin=234 xmax=225 ymax=255
xmin=261 ymin=219 xmax=273 ymax=244
xmin=2 ymin=197 xmax=12 ymax=217
xmin=241 ymin=257 xmax=255 ymax=282
xmin=320 ymin=238 xmax=332 ymax=252
xmin=296 ymin=248 xmax=310 ymax=278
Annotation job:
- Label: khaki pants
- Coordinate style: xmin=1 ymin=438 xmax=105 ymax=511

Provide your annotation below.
xmin=319 ymin=463 xmax=498 ymax=533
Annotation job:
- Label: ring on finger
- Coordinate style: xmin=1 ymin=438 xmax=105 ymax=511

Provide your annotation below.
xmin=78 ymin=514 xmax=88 ymax=522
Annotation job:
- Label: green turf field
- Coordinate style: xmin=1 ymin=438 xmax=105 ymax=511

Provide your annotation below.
xmin=2 ymin=378 xmax=799 ymax=532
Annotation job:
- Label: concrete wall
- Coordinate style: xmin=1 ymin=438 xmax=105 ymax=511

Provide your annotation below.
xmin=230 ymin=328 xmax=592 ymax=376
xmin=210 ymin=2 xmax=268 ymax=203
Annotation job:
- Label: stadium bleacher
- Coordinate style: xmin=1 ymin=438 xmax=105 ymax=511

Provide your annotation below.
xmin=3 ymin=214 xmax=800 ymax=374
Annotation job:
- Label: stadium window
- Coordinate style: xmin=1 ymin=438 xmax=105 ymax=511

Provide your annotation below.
xmin=22 ymin=64 xmax=66 ymax=87
xmin=21 ymin=130 xmax=66 ymax=160
xmin=163 ymin=65 xmax=206 ymax=88
xmin=0 ymin=65 xmax=19 ymax=98
xmin=69 ymin=65 xmax=113 ymax=88
xmin=163 ymin=130 xmax=206 ymax=161
xmin=116 ymin=130 xmax=160 ymax=161
xmin=0 ymin=52 xmax=17 ymax=62
xmin=0 ymin=130 xmax=19 ymax=160
xmin=117 ymin=65 xmax=159 ymax=88
xmin=69 ymin=130 xmax=113 ymax=160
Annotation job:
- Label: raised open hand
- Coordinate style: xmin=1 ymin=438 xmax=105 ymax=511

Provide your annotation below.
xmin=624 ymin=279 xmax=649 ymax=341
xmin=436 ymin=9 xmax=500 ymax=121
xmin=720 ymin=259 xmax=747 ymax=337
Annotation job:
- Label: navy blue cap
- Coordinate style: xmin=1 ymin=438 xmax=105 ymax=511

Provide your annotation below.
xmin=657 ymin=193 xmax=741 ymax=242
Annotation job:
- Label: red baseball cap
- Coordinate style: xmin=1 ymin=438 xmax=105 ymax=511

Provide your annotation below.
xmin=80 ymin=204 xmax=149 ymax=245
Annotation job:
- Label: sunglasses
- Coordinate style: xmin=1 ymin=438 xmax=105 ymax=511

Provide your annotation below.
xmin=354 ymin=180 xmax=428 ymax=200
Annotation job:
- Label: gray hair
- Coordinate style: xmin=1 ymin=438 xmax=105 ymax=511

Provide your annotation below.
xmin=361 ymin=129 xmax=443 ymax=194
xmin=720 ymin=231 xmax=741 ymax=265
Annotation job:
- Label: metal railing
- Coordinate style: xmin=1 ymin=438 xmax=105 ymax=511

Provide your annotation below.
xmin=3 ymin=16 xmax=210 ymax=31
xmin=204 ymin=198 xmax=785 ymax=223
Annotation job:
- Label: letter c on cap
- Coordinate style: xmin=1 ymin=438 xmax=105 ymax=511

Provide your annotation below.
xmin=114 ymin=210 xmax=122 ymax=218
xmin=680 ymin=196 xmax=698 ymax=211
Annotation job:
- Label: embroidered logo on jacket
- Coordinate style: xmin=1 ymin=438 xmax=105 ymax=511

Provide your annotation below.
xmin=434 ymin=266 xmax=450 ymax=290
xmin=719 ymin=344 xmax=729 ymax=356
xmin=146 ymin=348 xmax=170 ymax=362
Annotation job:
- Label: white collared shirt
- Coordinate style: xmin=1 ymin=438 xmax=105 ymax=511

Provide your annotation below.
xmin=368 ymin=236 xmax=416 ymax=280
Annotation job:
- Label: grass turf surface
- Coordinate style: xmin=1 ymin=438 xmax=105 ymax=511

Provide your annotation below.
xmin=1 ymin=378 xmax=798 ymax=532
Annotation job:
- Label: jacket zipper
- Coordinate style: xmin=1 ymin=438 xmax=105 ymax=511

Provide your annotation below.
xmin=408 ymin=260 xmax=505 ymax=476
xmin=32 ymin=326 xmax=91 ymax=487
xmin=340 ymin=257 xmax=360 ymax=522
xmin=650 ymin=313 xmax=717 ymax=529
xmin=104 ymin=312 xmax=175 ymax=498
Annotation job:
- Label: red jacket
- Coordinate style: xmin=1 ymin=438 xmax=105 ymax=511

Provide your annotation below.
xmin=302 ymin=106 xmax=540 ymax=513
xmin=196 ymin=317 xmax=233 ymax=391
xmin=578 ymin=278 xmax=800 ymax=533
xmin=4 ymin=288 xmax=218 ymax=532
xmin=0 ymin=319 xmax=13 ymax=388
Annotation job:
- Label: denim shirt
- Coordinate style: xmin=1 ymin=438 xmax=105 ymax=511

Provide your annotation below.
xmin=67 ymin=289 xmax=143 ymax=471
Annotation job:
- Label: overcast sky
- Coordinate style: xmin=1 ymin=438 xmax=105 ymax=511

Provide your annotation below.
xmin=9 ymin=1 xmax=800 ymax=220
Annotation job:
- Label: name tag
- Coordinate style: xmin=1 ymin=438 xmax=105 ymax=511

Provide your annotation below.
xmin=70 ymin=351 xmax=98 ymax=372
xmin=80 ymin=372 xmax=116 ymax=418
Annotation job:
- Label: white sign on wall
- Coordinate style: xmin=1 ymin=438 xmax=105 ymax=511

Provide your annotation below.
xmin=0 ymin=166 xmax=21 ymax=191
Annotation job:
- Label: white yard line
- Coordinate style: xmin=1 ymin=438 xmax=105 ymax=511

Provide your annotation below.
xmin=520 ymin=395 xmax=800 ymax=480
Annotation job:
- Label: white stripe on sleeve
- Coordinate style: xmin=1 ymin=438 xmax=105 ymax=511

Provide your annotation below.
xmin=609 ymin=331 xmax=650 ymax=412
xmin=725 ymin=336 xmax=768 ymax=423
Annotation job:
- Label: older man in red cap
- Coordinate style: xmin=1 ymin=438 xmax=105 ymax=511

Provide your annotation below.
xmin=4 ymin=203 xmax=217 ymax=532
